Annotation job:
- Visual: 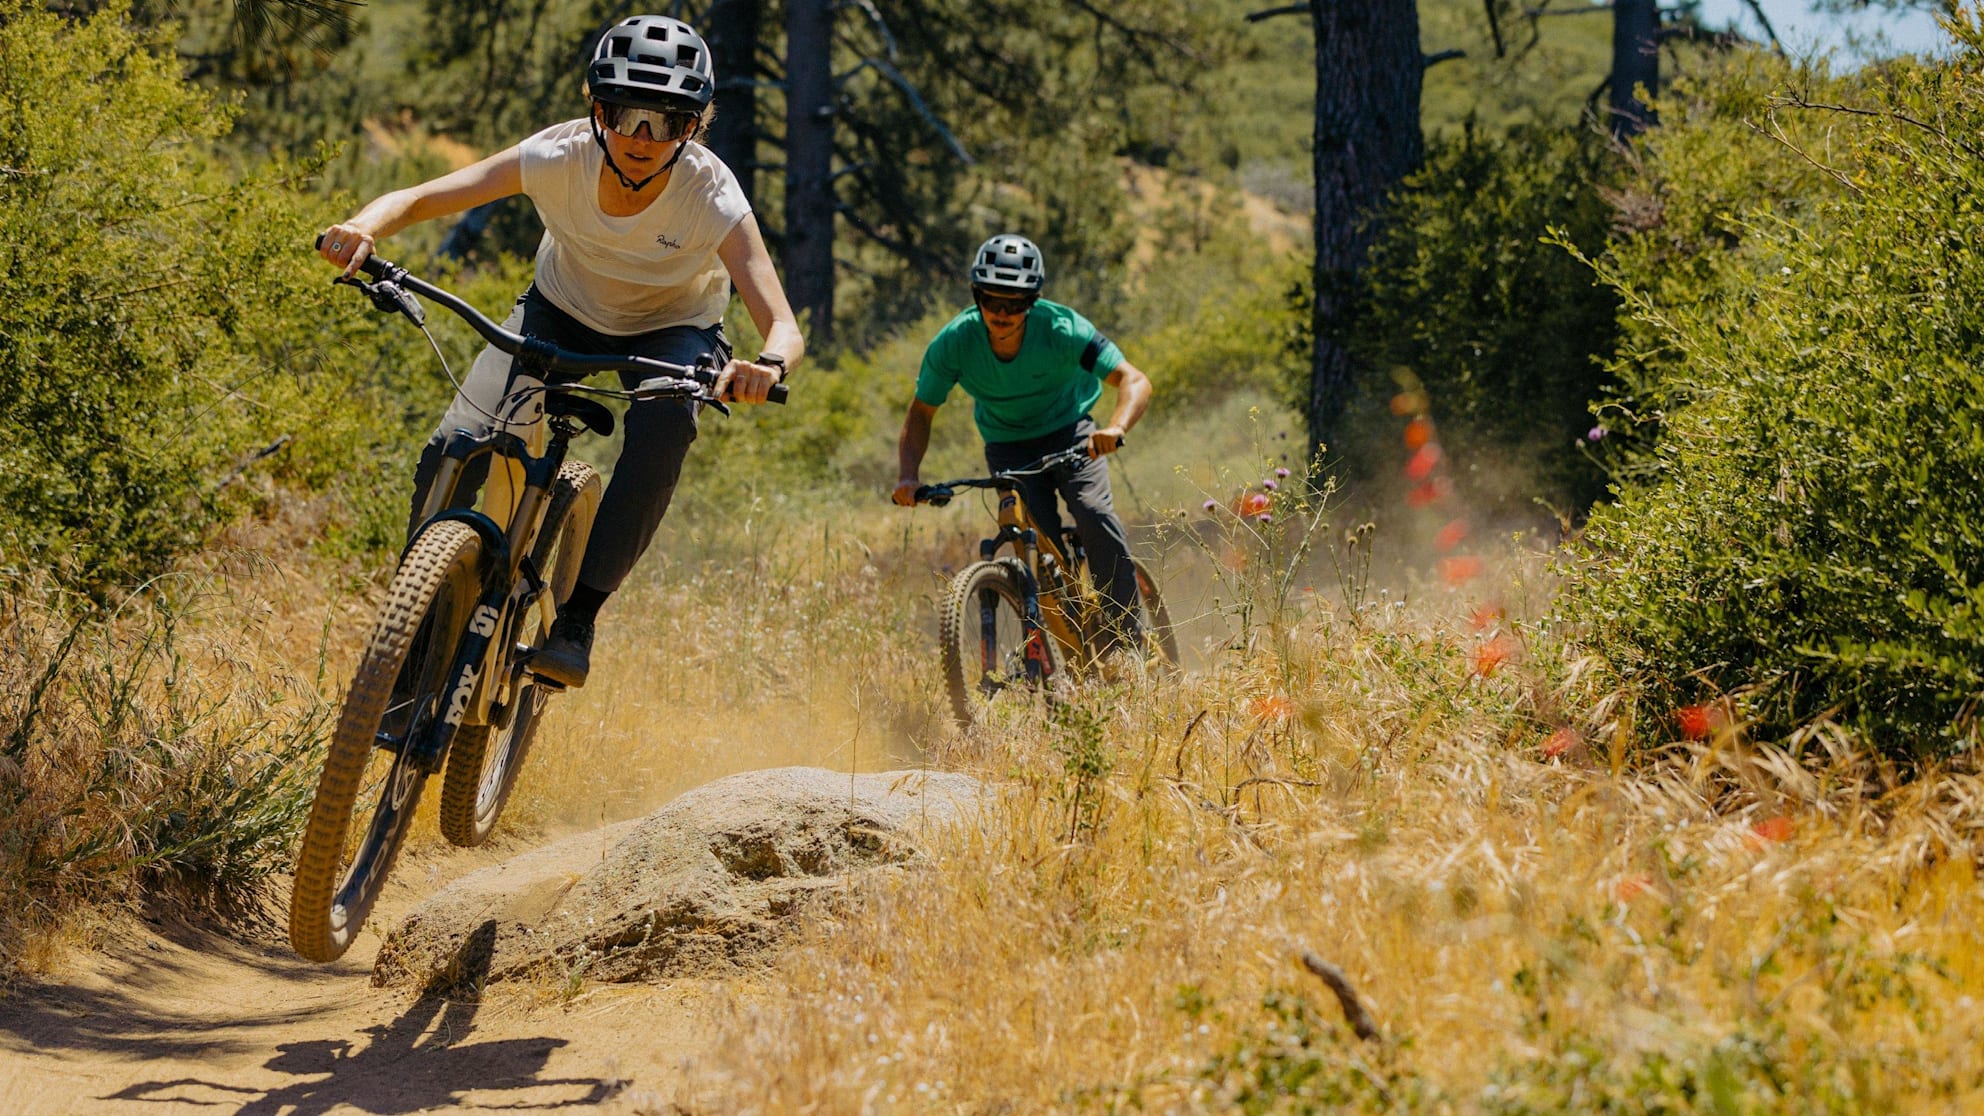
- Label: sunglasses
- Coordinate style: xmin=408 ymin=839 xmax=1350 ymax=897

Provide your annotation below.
xmin=974 ymin=291 xmax=1036 ymax=316
xmin=596 ymin=102 xmax=699 ymax=142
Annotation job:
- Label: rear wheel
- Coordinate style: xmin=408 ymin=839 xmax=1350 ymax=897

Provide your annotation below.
xmin=440 ymin=462 xmax=600 ymax=848
xmin=289 ymin=520 xmax=481 ymax=962
xmin=940 ymin=559 xmax=1058 ymax=731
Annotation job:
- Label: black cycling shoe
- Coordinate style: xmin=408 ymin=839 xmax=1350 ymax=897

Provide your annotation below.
xmin=533 ymin=614 xmax=595 ymax=689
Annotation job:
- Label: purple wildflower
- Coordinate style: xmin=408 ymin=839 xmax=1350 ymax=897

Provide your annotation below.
xmin=1587 ymin=426 xmax=1608 ymax=442
xmin=1275 ymin=467 xmax=1291 ymax=479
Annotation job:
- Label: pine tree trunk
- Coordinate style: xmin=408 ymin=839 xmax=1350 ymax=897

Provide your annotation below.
xmin=784 ymin=0 xmax=835 ymax=340
xmin=1308 ymin=0 xmax=1424 ymax=464
xmin=1609 ymin=0 xmax=1660 ymax=138
xmin=704 ymin=0 xmax=761 ymax=204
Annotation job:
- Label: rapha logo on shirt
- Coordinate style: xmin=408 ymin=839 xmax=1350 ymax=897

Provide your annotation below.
xmin=655 ymin=233 xmax=684 ymax=250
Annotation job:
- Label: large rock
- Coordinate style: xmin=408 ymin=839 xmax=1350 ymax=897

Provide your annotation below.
xmin=375 ymin=767 xmax=984 ymax=990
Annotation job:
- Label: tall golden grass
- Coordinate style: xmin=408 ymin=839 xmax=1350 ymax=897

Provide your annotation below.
xmin=676 ymin=533 xmax=1984 ymax=1112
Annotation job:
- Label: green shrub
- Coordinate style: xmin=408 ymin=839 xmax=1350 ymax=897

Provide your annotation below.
xmin=1561 ymin=28 xmax=1984 ymax=757
xmin=0 ymin=3 xmax=517 ymax=589
xmin=1344 ymin=122 xmax=1621 ymax=514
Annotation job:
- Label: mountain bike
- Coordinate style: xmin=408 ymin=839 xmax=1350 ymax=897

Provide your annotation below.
xmin=913 ymin=448 xmax=1179 ymax=730
xmin=288 ymin=243 xmax=788 ymax=963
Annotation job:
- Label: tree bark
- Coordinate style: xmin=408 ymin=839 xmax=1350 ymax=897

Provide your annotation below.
xmin=1308 ymin=0 xmax=1424 ymax=463
xmin=1609 ymin=0 xmax=1660 ymax=138
xmin=704 ymin=0 xmax=762 ymax=205
xmin=784 ymin=0 xmax=836 ymax=340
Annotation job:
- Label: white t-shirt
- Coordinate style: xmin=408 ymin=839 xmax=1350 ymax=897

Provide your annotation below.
xmin=517 ymin=119 xmax=752 ymax=336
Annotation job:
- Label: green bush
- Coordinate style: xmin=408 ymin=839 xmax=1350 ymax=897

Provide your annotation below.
xmin=0 ymin=3 xmax=504 ymax=589
xmin=1562 ymin=28 xmax=1984 ymax=757
xmin=1344 ymin=122 xmax=1621 ymax=514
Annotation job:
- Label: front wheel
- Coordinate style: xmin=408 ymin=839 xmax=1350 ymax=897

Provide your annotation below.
xmin=1134 ymin=561 xmax=1182 ymax=673
xmin=940 ymin=559 xmax=1058 ymax=731
xmin=289 ymin=520 xmax=482 ymax=962
xmin=440 ymin=462 xmax=600 ymax=848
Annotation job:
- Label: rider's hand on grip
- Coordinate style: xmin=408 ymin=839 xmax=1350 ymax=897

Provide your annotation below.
xmin=892 ymin=480 xmax=921 ymax=507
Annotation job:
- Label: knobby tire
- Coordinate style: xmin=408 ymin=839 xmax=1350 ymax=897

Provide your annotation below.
xmin=940 ymin=559 xmax=1054 ymax=731
xmin=289 ymin=520 xmax=482 ymax=962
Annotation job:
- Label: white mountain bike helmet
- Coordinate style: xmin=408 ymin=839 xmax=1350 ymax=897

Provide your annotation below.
xmin=970 ymin=234 xmax=1045 ymax=294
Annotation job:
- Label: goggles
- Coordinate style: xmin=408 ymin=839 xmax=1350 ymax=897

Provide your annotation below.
xmin=596 ymin=102 xmax=699 ymax=142
xmin=973 ymin=290 xmax=1037 ymax=316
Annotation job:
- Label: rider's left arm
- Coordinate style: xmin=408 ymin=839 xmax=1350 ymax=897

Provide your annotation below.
xmin=1090 ymin=360 xmax=1152 ymax=457
xmin=716 ymin=216 xmax=806 ymax=404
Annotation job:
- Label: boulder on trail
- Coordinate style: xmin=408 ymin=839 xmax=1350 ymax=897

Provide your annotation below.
xmin=374 ymin=767 xmax=984 ymax=990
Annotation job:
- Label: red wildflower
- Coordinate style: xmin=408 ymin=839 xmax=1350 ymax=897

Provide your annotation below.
xmin=1473 ymin=635 xmax=1518 ymax=677
xmin=1615 ymin=875 xmax=1653 ymax=903
xmin=1403 ymin=417 xmax=1435 ymax=450
xmin=1252 ymin=695 xmax=1294 ymax=722
xmin=1406 ymin=479 xmax=1448 ymax=508
xmin=1434 ymin=519 xmax=1469 ymax=552
xmin=1749 ymin=816 xmax=1794 ymax=845
xmin=1675 ymin=705 xmax=1716 ymax=740
xmin=1542 ymin=727 xmax=1580 ymax=759
xmin=1404 ymin=445 xmax=1443 ymax=481
xmin=1235 ymin=491 xmax=1272 ymax=518
xmin=1439 ymin=555 xmax=1484 ymax=585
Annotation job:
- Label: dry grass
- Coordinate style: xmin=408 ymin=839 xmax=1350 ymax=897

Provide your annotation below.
xmin=0 ymin=501 xmax=377 ymax=975
xmin=675 ymin=543 xmax=1984 ymax=1112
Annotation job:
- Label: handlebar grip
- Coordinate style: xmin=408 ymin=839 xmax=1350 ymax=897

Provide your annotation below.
xmin=314 ymin=233 xmax=390 ymax=278
xmin=768 ymin=382 xmax=789 ymax=405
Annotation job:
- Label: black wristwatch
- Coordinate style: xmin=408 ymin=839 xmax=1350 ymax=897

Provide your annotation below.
xmin=755 ymin=352 xmax=788 ymax=379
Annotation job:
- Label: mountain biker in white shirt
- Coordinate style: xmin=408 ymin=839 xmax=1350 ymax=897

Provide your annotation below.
xmin=317 ymin=14 xmax=803 ymax=688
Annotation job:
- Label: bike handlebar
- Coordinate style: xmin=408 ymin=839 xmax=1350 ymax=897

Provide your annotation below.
xmin=319 ymin=237 xmax=788 ymax=405
xmin=911 ymin=445 xmax=1112 ymax=507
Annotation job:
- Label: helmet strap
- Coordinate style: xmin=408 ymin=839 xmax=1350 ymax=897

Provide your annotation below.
xmin=590 ymin=113 xmax=689 ymax=194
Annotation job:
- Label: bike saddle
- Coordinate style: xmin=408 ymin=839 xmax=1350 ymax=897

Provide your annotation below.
xmin=545 ymin=394 xmax=616 ymax=437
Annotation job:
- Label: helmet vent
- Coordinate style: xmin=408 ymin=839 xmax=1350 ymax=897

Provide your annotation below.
xmin=643 ymin=24 xmax=670 ymax=41
xmin=609 ymin=37 xmax=631 ymax=57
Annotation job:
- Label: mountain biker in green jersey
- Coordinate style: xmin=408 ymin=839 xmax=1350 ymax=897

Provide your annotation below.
xmin=316 ymin=14 xmax=803 ymax=689
xmin=892 ymin=234 xmax=1154 ymax=655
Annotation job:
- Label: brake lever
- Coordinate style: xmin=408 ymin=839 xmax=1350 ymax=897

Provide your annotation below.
xmin=334 ymin=275 xmax=426 ymax=328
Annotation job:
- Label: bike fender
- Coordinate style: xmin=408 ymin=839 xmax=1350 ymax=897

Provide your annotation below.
xmin=405 ymin=509 xmax=513 ymax=586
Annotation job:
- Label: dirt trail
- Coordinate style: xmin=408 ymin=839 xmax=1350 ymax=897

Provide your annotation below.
xmin=0 ymin=841 xmax=720 ymax=1115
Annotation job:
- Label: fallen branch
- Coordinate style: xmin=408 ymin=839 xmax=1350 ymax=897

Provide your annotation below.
xmin=1245 ymin=3 xmax=1309 ymax=22
xmin=1300 ymin=951 xmax=1381 ymax=1042
xmin=212 ymin=435 xmax=293 ymax=494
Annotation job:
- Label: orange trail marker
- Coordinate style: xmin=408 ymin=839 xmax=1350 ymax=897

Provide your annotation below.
xmin=1434 ymin=519 xmax=1469 ymax=552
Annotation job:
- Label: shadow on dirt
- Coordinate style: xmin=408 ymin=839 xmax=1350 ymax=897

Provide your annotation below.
xmin=26 ymin=921 xmax=624 ymax=1113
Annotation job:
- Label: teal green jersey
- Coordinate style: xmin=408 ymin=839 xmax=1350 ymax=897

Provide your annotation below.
xmin=914 ymin=299 xmax=1125 ymax=443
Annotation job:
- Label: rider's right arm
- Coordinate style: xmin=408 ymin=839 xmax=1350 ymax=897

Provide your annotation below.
xmin=893 ymin=399 xmax=940 ymax=506
xmin=320 ymin=145 xmax=526 ymax=276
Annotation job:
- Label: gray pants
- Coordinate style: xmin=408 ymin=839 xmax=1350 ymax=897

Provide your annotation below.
xmin=984 ymin=418 xmax=1142 ymax=652
xmin=411 ymin=285 xmax=724 ymax=594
